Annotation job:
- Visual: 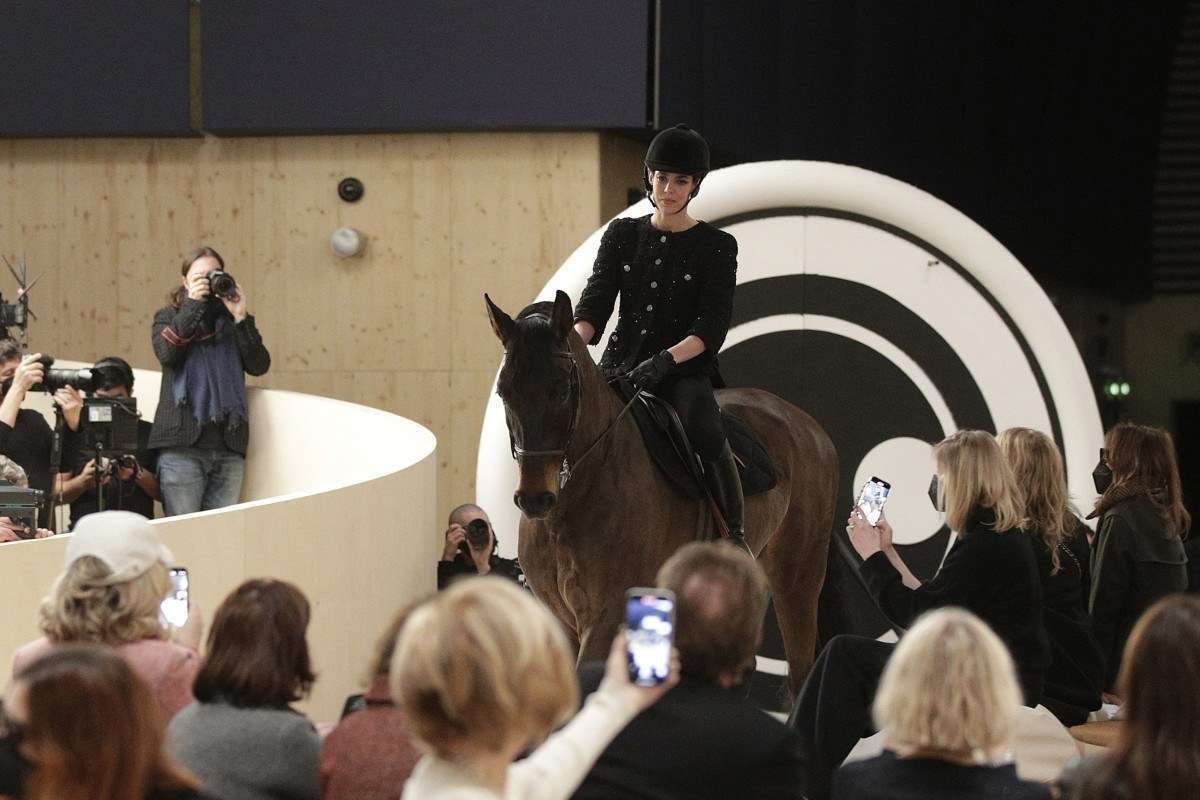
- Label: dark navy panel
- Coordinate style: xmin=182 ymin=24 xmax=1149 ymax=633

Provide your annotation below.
xmin=202 ymin=0 xmax=650 ymax=133
xmin=0 ymin=1 xmax=190 ymax=137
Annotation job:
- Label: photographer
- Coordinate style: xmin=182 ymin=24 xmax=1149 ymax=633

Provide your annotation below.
xmin=437 ymin=503 xmax=524 ymax=590
xmin=0 ymin=340 xmax=60 ymax=526
xmin=149 ymin=246 xmax=270 ymax=516
xmin=56 ymin=357 xmax=160 ymax=525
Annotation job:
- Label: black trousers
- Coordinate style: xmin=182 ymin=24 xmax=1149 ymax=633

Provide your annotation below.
xmin=788 ymin=635 xmax=892 ymax=800
xmin=788 ymin=634 xmax=1046 ymax=800
xmin=657 ymin=373 xmax=726 ymax=462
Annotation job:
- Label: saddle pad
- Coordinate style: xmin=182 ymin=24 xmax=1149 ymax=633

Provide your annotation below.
xmin=612 ymin=379 xmax=778 ymax=500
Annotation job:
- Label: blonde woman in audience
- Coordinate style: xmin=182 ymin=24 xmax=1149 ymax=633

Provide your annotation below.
xmin=833 ymin=608 xmax=1049 ymax=799
xmin=1060 ymin=594 xmax=1200 ymax=800
xmin=794 ymin=430 xmax=1049 ymax=800
xmin=998 ymin=427 xmax=1103 ymax=725
xmin=392 ymin=577 xmax=678 ymax=800
xmin=11 ymin=511 xmax=202 ymax=726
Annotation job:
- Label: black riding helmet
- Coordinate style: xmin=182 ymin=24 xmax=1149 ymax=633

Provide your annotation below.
xmin=644 ymin=124 xmax=711 ymax=206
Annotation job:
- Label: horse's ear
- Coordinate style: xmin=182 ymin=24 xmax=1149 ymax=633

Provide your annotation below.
xmin=551 ymin=290 xmax=574 ymax=342
xmin=485 ymin=293 xmax=516 ymax=346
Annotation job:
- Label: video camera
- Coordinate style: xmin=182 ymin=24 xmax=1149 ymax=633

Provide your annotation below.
xmin=0 ymin=355 xmax=95 ymax=395
xmin=0 ymin=483 xmax=43 ymax=540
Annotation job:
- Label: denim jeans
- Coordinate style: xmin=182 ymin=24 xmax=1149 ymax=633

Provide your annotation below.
xmin=158 ymin=447 xmax=246 ymax=517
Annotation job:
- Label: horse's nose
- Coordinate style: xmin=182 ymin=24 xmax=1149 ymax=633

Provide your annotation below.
xmin=514 ymin=490 xmax=557 ymax=518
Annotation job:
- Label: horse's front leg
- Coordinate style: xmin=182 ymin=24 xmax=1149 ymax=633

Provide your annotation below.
xmin=576 ymin=603 xmax=623 ymax=666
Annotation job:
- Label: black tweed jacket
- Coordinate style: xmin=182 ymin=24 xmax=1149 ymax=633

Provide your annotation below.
xmin=574 ymin=215 xmax=737 ymax=379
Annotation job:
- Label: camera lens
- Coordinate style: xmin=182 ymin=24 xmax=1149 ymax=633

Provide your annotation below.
xmin=209 ymin=271 xmax=237 ymax=299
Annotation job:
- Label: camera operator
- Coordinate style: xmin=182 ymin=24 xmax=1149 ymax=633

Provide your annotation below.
xmin=55 ymin=357 xmax=160 ymax=526
xmin=149 ymin=246 xmax=270 ymax=516
xmin=0 ymin=340 xmax=61 ymax=527
xmin=437 ymin=503 xmax=525 ymax=590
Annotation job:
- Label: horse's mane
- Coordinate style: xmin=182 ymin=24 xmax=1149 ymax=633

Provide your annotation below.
xmin=516 ymin=301 xmax=555 ymax=322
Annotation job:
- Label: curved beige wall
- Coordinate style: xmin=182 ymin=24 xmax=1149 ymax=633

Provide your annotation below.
xmin=0 ymin=369 xmax=438 ymax=722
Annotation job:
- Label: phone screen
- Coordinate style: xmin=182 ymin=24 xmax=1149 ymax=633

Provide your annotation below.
xmin=625 ymin=589 xmax=675 ymax=687
xmin=856 ymin=476 xmax=892 ymax=526
xmin=161 ymin=567 xmax=189 ymax=628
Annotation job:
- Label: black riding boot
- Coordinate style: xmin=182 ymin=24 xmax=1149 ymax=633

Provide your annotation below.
xmin=704 ymin=441 xmax=751 ymax=557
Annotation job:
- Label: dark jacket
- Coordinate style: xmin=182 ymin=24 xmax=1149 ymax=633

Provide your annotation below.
xmin=1088 ymin=495 xmax=1187 ymax=690
xmin=833 ymin=751 xmax=1050 ymax=800
xmin=573 ymin=215 xmax=737 ymax=380
xmin=571 ymin=662 xmax=804 ymax=800
xmin=436 ymin=553 xmax=525 ymax=590
xmin=861 ymin=509 xmax=1051 ymax=700
xmin=1032 ymin=521 xmax=1104 ymax=725
xmin=148 ymin=299 xmax=271 ymax=455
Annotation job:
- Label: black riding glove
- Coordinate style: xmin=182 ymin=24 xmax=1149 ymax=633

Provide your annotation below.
xmin=628 ymin=350 xmax=676 ymax=390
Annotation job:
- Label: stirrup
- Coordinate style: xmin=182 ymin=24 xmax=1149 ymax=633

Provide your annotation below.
xmin=726 ymin=529 xmax=753 ymax=559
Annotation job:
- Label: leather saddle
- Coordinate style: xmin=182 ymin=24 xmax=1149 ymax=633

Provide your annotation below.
xmin=610 ymin=378 xmax=778 ymax=501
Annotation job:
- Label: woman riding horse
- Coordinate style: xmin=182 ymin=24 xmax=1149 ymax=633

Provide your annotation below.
xmin=572 ymin=125 xmax=746 ymax=553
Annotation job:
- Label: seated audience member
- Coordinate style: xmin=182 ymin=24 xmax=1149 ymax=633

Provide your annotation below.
xmin=791 ymin=429 xmax=1049 ymax=800
xmin=0 ymin=342 xmax=60 ymax=527
xmin=998 ymin=427 xmax=1104 ymax=725
xmin=320 ymin=605 xmax=422 ymax=800
xmin=1087 ymin=423 xmax=1190 ymax=695
xmin=573 ymin=542 xmax=804 ymax=800
xmin=167 ymin=579 xmax=319 ymax=800
xmin=437 ymin=503 xmax=524 ymax=590
xmin=393 ymin=577 xmax=678 ymax=800
xmin=0 ymin=644 xmax=210 ymax=800
xmin=834 ymin=608 xmax=1050 ymax=800
xmin=1059 ymin=594 xmax=1200 ymax=800
xmin=11 ymin=511 xmax=202 ymax=725
xmin=56 ymin=357 xmax=161 ymax=525
xmin=0 ymin=455 xmax=53 ymax=541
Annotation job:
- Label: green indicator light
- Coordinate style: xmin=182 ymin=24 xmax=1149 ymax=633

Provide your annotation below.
xmin=1120 ymin=382 xmax=1130 ymax=396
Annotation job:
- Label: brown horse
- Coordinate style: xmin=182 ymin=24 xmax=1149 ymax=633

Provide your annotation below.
xmin=486 ymin=290 xmax=837 ymax=693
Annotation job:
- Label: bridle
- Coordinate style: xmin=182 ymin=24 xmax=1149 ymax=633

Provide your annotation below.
xmin=502 ymin=317 xmax=640 ymax=489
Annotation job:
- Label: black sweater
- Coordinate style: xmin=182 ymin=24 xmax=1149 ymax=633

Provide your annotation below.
xmin=1089 ymin=495 xmax=1187 ymax=690
xmin=0 ymin=407 xmax=54 ymax=526
xmin=861 ymin=511 xmax=1050 ymax=695
xmin=833 ymin=751 xmax=1050 ymax=800
xmin=148 ymin=299 xmax=270 ymax=455
xmin=574 ymin=216 xmax=737 ymax=379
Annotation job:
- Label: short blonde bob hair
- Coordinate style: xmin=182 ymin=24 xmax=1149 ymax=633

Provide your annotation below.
xmin=391 ymin=577 xmax=577 ymax=758
xmin=934 ymin=430 xmax=1024 ymax=535
xmin=38 ymin=556 xmax=170 ymax=646
xmin=874 ymin=607 xmax=1021 ymax=757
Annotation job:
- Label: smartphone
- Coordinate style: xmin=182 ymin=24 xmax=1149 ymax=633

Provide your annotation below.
xmin=161 ymin=567 xmax=189 ymax=628
xmin=856 ymin=476 xmax=892 ymax=526
xmin=624 ymin=588 xmax=676 ymax=687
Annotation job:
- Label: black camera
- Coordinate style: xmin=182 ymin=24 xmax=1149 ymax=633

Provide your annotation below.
xmin=208 ymin=270 xmax=238 ymax=300
xmin=2 ymin=356 xmax=95 ymax=395
xmin=464 ymin=518 xmax=492 ymax=550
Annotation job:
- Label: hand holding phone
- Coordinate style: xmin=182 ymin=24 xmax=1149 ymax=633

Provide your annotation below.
xmin=856 ymin=476 xmax=891 ymax=526
xmin=161 ymin=567 xmax=189 ymax=628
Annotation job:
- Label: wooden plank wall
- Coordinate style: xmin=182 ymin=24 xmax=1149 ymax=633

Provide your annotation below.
xmin=0 ymin=132 xmax=643 ymax=518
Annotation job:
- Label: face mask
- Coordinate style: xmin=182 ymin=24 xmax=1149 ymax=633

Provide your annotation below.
xmin=928 ymin=474 xmax=943 ymax=511
xmin=0 ymin=733 xmax=32 ymax=797
xmin=1092 ymin=448 xmax=1113 ymax=494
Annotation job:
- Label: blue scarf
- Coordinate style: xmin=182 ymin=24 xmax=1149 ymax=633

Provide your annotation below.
xmin=171 ymin=312 xmax=248 ymax=429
